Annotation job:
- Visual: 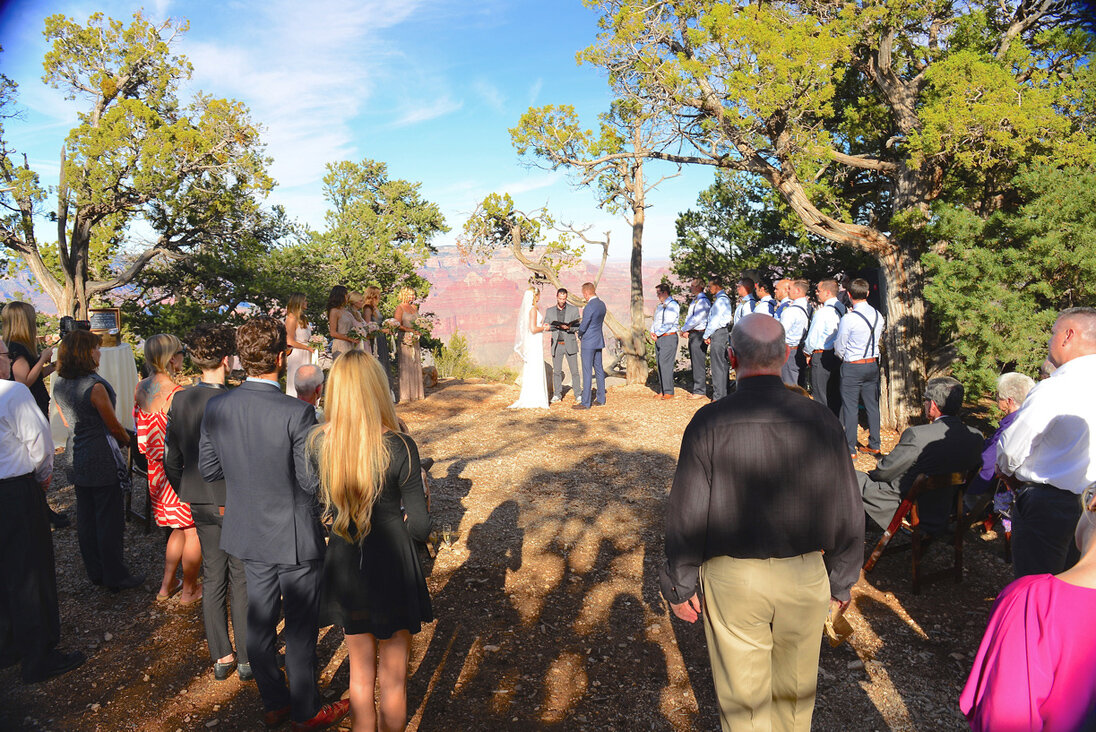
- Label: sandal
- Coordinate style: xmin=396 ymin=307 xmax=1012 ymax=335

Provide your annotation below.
xmin=156 ymin=581 xmax=183 ymax=602
xmin=179 ymin=587 xmax=203 ymax=606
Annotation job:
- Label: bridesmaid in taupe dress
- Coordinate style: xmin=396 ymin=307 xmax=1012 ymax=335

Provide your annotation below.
xmin=327 ymin=285 xmax=357 ymax=359
xmin=394 ymin=287 xmax=424 ymax=402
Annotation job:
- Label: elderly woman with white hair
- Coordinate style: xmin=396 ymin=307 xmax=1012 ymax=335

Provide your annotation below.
xmin=964 ymin=372 xmax=1038 ymax=524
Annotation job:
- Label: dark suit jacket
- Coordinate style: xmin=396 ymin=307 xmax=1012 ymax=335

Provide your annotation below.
xmin=864 ymin=415 xmax=984 ymax=498
xmin=546 ymin=303 xmax=580 ymax=356
xmin=198 ymin=380 xmax=323 ymax=565
xmin=577 ymin=297 xmax=606 ymax=350
xmin=164 ymin=382 xmax=228 ymax=506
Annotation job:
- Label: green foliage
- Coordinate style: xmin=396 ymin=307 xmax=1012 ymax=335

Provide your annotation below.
xmin=1 ymin=12 xmax=274 ymax=316
xmin=433 ymin=330 xmax=517 ymax=383
xmin=312 ymin=158 xmax=448 ymax=305
xmin=671 ymin=173 xmax=875 ymax=283
xmin=458 ymin=192 xmax=582 ymax=273
xmin=923 ymin=163 xmax=1096 ymax=396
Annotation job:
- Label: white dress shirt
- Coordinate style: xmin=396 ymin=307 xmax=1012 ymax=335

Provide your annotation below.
xmin=651 ymin=297 xmax=680 ymax=336
xmin=803 ymin=297 xmax=847 ymax=353
xmin=834 ymin=301 xmax=885 ymax=361
xmin=0 ymin=380 xmax=53 ymax=483
xmin=778 ymin=297 xmax=811 ymax=347
xmin=996 ymin=353 xmax=1096 ymax=494
xmin=681 ymin=293 xmax=711 ymax=333
xmin=733 ymin=294 xmax=757 ymax=327
xmin=755 ymin=295 xmax=776 ymax=317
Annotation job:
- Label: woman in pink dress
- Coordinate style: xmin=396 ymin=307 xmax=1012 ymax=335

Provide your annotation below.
xmin=961 ymin=484 xmax=1096 ymax=731
xmin=134 ymin=334 xmax=201 ymax=603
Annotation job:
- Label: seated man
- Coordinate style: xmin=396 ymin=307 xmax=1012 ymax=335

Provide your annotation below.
xmin=860 ymin=377 xmax=984 ymax=536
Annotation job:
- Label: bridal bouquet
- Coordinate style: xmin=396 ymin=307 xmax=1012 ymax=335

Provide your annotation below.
xmin=308 ymin=333 xmax=327 ymax=352
xmin=382 ymin=317 xmax=401 ymax=334
xmin=413 ymin=316 xmax=433 ymax=336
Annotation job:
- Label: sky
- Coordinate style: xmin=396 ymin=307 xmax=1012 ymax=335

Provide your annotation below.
xmin=0 ymin=0 xmax=718 ymax=262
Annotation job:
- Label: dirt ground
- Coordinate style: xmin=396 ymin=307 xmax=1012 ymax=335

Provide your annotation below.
xmin=0 ymin=378 xmax=1014 ymax=731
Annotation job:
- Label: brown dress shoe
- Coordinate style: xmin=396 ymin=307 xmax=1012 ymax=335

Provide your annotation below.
xmin=857 ymin=446 xmax=882 ymax=456
xmin=263 ymin=705 xmax=291 ymax=728
xmin=291 ymin=699 xmax=350 ymax=731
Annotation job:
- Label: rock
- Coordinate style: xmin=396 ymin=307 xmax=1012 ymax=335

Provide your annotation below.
xmin=846 ymin=659 xmax=864 ymax=670
xmin=205 ymin=720 xmax=220 ymax=728
xmin=484 ymin=644 xmax=500 ymax=652
xmin=103 ymin=632 xmax=112 ymax=641
xmin=89 ymin=704 xmax=101 ymax=712
xmin=142 ymin=674 xmax=150 ymax=682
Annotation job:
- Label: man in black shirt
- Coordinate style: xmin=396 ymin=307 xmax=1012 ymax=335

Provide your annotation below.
xmin=661 ymin=313 xmax=863 ymax=732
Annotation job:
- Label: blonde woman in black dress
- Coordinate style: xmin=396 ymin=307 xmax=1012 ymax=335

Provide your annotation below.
xmin=310 ymin=351 xmax=431 ymax=731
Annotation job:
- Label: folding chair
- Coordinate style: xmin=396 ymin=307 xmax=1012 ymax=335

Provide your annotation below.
xmin=863 ymin=471 xmax=972 ymax=594
xmin=124 ymin=433 xmax=152 ymax=534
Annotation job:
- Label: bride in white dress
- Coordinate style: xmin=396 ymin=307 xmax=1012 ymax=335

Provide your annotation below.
xmin=508 ymin=288 xmax=549 ymax=409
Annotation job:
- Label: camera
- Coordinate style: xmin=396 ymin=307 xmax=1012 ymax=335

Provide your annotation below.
xmin=59 ymin=316 xmax=91 ymax=340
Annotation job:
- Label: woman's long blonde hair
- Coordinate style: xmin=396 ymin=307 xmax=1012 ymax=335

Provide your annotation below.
xmin=286 ymin=293 xmax=309 ymax=328
xmin=1 ymin=301 xmax=38 ymax=356
xmin=310 ymin=351 xmax=400 ymax=544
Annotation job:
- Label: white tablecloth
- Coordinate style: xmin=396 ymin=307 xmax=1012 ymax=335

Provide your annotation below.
xmin=50 ymin=343 xmax=139 ymax=448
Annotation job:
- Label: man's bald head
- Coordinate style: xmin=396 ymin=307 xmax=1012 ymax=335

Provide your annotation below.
xmin=1049 ymin=306 xmax=1096 ymax=367
xmin=729 ymin=313 xmax=787 ymax=375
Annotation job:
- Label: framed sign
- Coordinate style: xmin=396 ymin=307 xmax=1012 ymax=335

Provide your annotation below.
xmin=88 ymin=307 xmax=121 ymax=332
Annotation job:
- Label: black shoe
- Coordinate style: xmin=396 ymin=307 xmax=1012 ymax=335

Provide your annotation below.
xmin=237 ymin=662 xmax=253 ymax=681
xmin=214 ymin=659 xmax=237 ymax=680
xmin=48 ymin=508 xmax=71 ymax=529
xmin=107 ymin=573 xmax=145 ymax=593
xmin=22 ymin=649 xmax=85 ymax=683
xmin=420 ymin=457 xmax=434 ymax=472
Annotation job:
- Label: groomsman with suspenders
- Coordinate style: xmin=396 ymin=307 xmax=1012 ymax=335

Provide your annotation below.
xmin=650 ymin=283 xmax=680 ymax=399
xmin=703 ymin=277 xmax=735 ymax=401
xmin=803 ymin=279 xmax=847 ymax=415
xmin=680 ymin=278 xmax=711 ymax=399
xmin=834 ymin=278 xmax=886 ymax=458
xmin=778 ymin=280 xmax=811 ymax=388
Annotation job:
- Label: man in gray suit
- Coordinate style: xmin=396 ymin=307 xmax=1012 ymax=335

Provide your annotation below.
xmin=199 ymin=316 xmax=348 ymax=730
xmin=546 ymin=288 xmax=580 ymax=404
xmin=859 ymin=377 xmax=984 ymax=536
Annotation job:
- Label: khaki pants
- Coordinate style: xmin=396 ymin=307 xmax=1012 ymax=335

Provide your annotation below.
xmin=701 ymin=553 xmax=830 ymax=732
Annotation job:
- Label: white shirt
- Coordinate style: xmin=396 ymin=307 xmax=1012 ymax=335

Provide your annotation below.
xmin=834 ymin=301 xmax=885 ymax=361
xmin=0 ymin=380 xmax=53 ymax=483
xmin=733 ymin=294 xmax=757 ymax=326
xmin=778 ymin=297 xmax=811 ymax=347
xmin=803 ymin=297 xmax=847 ymax=353
xmin=997 ymin=353 xmax=1096 ymax=494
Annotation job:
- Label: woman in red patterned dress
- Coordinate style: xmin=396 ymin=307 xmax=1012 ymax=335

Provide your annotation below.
xmin=135 ymin=334 xmax=202 ymax=603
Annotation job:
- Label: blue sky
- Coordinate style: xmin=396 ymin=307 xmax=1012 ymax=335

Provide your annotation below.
xmin=0 ymin=0 xmax=717 ymax=262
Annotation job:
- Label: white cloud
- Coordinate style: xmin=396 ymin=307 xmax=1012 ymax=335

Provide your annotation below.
xmin=183 ymin=0 xmax=432 ymax=193
xmin=391 ymin=96 xmax=463 ymax=127
xmin=498 ymin=170 xmax=564 ymax=196
xmin=472 ymin=78 xmax=505 ymax=113
xmin=528 ymin=78 xmax=543 ymax=105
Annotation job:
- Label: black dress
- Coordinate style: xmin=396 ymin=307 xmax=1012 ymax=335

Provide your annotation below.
xmin=321 ymin=431 xmax=433 ymax=639
xmin=8 ymin=341 xmax=50 ymax=416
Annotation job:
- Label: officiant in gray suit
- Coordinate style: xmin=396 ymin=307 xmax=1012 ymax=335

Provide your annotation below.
xmin=547 ymin=288 xmax=581 ymax=404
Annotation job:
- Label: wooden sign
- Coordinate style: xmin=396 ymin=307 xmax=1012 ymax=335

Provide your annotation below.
xmin=88 ymin=307 xmax=121 ymax=332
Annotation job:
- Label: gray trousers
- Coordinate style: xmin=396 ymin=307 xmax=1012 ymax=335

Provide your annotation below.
xmin=859 ymin=472 xmax=955 ymax=537
xmin=839 ymin=361 xmax=880 ymax=451
xmin=191 ymin=503 xmax=249 ymax=664
xmin=688 ymin=331 xmax=708 ymax=395
xmin=809 ymin=350 xmax=842 ymax=416
xmin=655 ymin=334 xmax=677 ymax=395
xmin=710 ymin=327 xmax=730 ymax=400
xmin=781 ymin=345 xmax=807 ymax=388
xmin=551 ymin=344 xmax=579 ymax=400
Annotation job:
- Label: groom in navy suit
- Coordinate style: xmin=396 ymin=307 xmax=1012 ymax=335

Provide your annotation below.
xmin=575 ymin=281 xmax=607 ymax=409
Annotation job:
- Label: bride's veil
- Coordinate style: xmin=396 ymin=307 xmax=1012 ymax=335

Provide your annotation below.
xmin=513 ymin=288 xmax=536 ymax=360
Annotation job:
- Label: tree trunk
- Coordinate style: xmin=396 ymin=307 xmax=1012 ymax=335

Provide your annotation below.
xmin=624 ymin=162 xmax=649 ymax=385
xmin=877 ymin=241 xmax=926 ymax=431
